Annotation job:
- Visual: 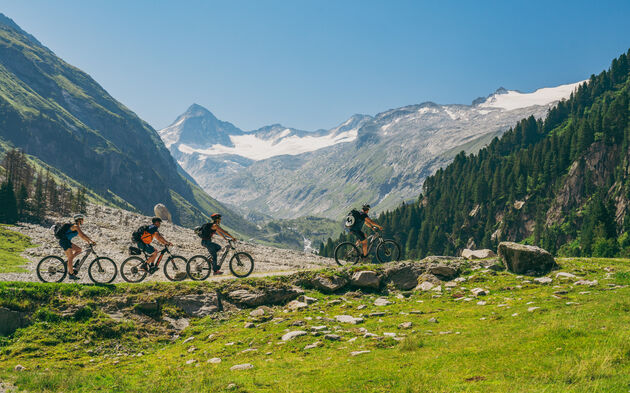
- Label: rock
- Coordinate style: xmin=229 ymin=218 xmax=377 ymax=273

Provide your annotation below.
xmin=428 ymin=317 xmax=438 ymax=323
xmin=281 ymin=331 xmax=308 ymax=341
xmin=310 ymin=275 xmax=348 ymax=293
xmin=476 ymin=300 xmax=487 ymax=306
xmin=462 ymin=249 xmax=496 ymax=260
xmin=574 ymin=280 xmax=598 ymax=287
xmin=369 ymin=312 xmax=385 ymax=317
xmin=418 ymin=272 xmax=442 ymax=285
xmin=373 ymin=298 xmax=392 ymax=306
xmin=135 ymin=301 xmax=160 ymax=316
xmin=298 ymin=295 xmax=318 ymax=305
xmin=335 ymin=315 xmax=364 ymax=324
xmin=182 ymin=336 xmax=195 ymax=344
xmin=555 ymin=272 xmax=577 ymax=279
xmin=154 ymin=203 xmax=172 ymax=222
xmin=311 ymin=325 xmax=327 ymax=331
xmin=399 ymin=322 xmax=412 ymax=329
xmin=357 ymin=304 xmax=367 ymax=310
xmin=385 ymin=263 xmax=424 ymax=290
xmin=527 ymin=307 xmax=541 ymax=312
xmin=324 ymin=334 xmax=341 ymax=341
xmin=186 ymin=359 xmax=196 ymax=365
xmin=350 ymin=350 xmax=371 ymax=356
xmin=227 ymin=286 xmax=303 ymax=307
xmin=244 ymin=322 xmax=255 ymax=328
xmin=431 ymin=285 xmax=442 ymax=292
xmin=171 ymin=294 xmax=221 ymax=317
xmin=534 ymin=277 xmax=553 ymax=284
xmin=485 ymin=259 xmax=506 ymax=271
xmin=415 ymin=281 xmax=435 ymax=291
xmin=498 ymin=242 xmax=556 ymax=275
xmin=163 ymin=316 xmax=189 ymax=331
xmin=444 ymin=281 xmax=458 ymax=288
xmin=0 ymin=307 xmax=30 ymax=336
xmin=230 ymin=363 xmax=254 ymax=371
xmin=187 ymin=346 xmax=197 ymax=353
xmin=227 ymin=383 xmax=237 ymax=390
xmin=14 ymin=364 xmax=25 ymax=371
xmin=554 ymin=290 xmax=569 ymax=295
xmin=287 ymin=300 xmax=309 ymax=310
xmin=428 ymin=264 xmax=459 ymax=281
xmin=350 ymin=271 xmax=381 ymax=289
xmin=249 ymin=306 xmax=272 ymax=317
xmin=304 ymin=341 xmax=321 ymax=350
xmin=208 ymin=358 xmax=222 ymax=364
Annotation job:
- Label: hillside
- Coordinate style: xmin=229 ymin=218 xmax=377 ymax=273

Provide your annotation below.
xmin=322 ymin=49 xmax=630 ymax=260
xmin=160 ymin=83 xmax=582 ymax=219
xmin=0 ymin=13 xmax=254 ymax=234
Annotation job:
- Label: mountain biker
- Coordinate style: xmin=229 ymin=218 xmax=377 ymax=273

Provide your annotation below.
xmin=349 ymin=204 xmax=383 ymax=258
xmin=199 ymin=213 xmax=237 ymax=275
xmin=59 ymin=214 xmax=96 ymax=280
xmin=134 ymin=217 xmax=172 ymax=270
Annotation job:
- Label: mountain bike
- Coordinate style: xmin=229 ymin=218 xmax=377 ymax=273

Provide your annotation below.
xmin=334 ymin=229 xmax=401 ymax=266
xmin=36 ymin=244 xmax=117 ymax=284
xmin=120 ymin=245 xmax=187 ymax=283
xmin=186 ymin=240 xmax=254 ymax=280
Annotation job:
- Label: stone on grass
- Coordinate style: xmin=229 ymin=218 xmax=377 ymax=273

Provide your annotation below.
xmin=428 ymin=317 xmax=438 ymax=323
xmin=14 ymin=364 xmax=25 ymax=371
xmin=311 ymin=325 xmax=327 ymax=331
xmin=574 ymin=280 xmax=598 ymax=287
xmin=287 ymin=300 xmax=309 ymax=310
xmin=476 ymin=301 xmax=487 ymax=306
xmin=208 ymin=358 xmax=222 ymax=363
xmin=534 ymin=277 xmax=553 ymax=284
xmin=324 ymin=334 xmax=341 ymax=341
xmin=186 ymin=359 xmax=196 ymax=365
xmin=357 ymin=304 xmax=367 ymax=310
xmin=298 ymin=295 xmax=318 ymax=305
xmin=304 ymin=342 xmax=321 ymax=350
xmin=415 ymin=281 xmax=435 ymax=291
xmin=351 ymin=271 xmax=381 ymax=289
xmin=399 ymin=322 xmax=413 ymax=329
xmin=230 ymin=363 xmax=254 ymax=371
xmin=385 ymin=263 xmax=423 ymax=290
xmin=335 ymin=315 xmax=364 ymax=324
xmin=374 ymin=298 xmax=392 ymax=306
xmin=555 ymin=272 xmax=577 ymax=279
xmin=244 ymin=322 xmax=255 ymax=328
xmin=462 ymin=249 xmax=496 ymax=260
xmin=182 ymin=336 xmax=195 ymax=344
xmin=429 ymin=264 xmax=459 ymax=281
xmin=498 ymin=242 xmax=556 ymax=275
xmin=369 ymin=312 xmax=385 ymax=317
xmin=471 ymin=288 xmax=488 ymax=297
xmin=351 ymin=350 xmax=371 ymax=356
xmin=528 ymin=307 xmax=541 ymax=312
xmin=281 ymin=331 xmax=308 ymax=341
xmin=310 ymin=275 xmax=349 ymax=293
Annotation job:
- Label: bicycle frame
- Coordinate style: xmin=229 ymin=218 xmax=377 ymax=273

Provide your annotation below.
xmin=73 ymin=245 xmax=95 ymax=271
xmin=356 ymin=231 xmax=384 ymax=256
xmin=213 ymin=241 xmax=235 ymax=269
xmin=142 ymin=246 xmax=171 ymax=268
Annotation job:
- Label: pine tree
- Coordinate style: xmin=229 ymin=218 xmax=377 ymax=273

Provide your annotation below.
xmin=0 ymin=180 xmax=18 ymax=224
xmin=32 ymin=173 xmax=46 ymax=222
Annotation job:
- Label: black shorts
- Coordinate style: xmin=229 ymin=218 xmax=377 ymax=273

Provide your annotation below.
xmin=136 ymin=241 xmax=155 ymax=254
xmin=59 ymin=237 xmax=73 ymax=251
xmin=350 ymin=229 xmax=366 ymax=241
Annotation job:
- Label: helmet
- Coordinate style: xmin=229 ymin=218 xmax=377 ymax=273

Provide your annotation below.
xmin=362 ymin=204 xmax=370 ymax=211
xmin=73 ymin=214 xmax=85 ymax=222
xmin=211 ymin=213 xmax=222 ymax=220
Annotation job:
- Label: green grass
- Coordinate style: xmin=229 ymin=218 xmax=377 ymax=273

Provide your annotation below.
xmin=0 ymin=258 xmax=629 ymax=392
xmin=0 ymin=224 xmax=36 ymax=273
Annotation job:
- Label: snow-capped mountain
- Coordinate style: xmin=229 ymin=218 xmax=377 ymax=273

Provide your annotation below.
xmin=159 ymin=81 xmax=585 ymax=219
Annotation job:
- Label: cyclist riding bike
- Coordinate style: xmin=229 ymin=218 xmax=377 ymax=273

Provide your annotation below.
xmin=132 ymin=217 xmax=172 ymax=271
xmin=348 ymin=204 xmax=383 ymax=258
xmin=197 ymin=213 xmax=237 ymax=275
xmin=58 ymin=214 xmax=96 ymax=280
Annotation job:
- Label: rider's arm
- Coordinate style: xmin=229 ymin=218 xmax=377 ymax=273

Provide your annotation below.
xmin=75 ymin=226 xmax=95 ymax=244
xmin=155 ymin=232 xmax=172 ymax=246
xmin=216 ymin=226 xmax=236 ymax=241
xmin=365 ymin=217 xmax=383 ymax=230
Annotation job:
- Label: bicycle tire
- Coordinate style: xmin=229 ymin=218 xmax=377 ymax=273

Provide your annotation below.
xmin=120 ymin=256 xmax=148 ymax=283
xmin=229 ymin=252 xmax=254 ymax=278
xmin=186 ymin=255 xmax=212 ymax=281
xmin=36 ymin=255 xmax=67 ymax=283
xmin=163 ymin=255 xmax=188 ymax=281
xmin=88 ymin=257 xmax=118 ymax=284
xmin=334 ymin=242 xmax=361 ymax=266
xmin=376 ymin=240 xmax=401 ymax=263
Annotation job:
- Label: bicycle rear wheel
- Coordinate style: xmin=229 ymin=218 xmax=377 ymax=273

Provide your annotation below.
xmin=163 ymin=256 xmax=188 ymax=281
xmin=88 ymin=257 xmax=118 ymax=284
xmin=36 ymin=256 xmax=67 ymax=283
xmin=376 ymin=240 xmax=401 ymax=263
xmin=334 ymin=242 xmax=360 ymax=266
xmin=186 ymin=255 xmax=212 ymax=281
xmin=229 ymin=252 xmax=254 ymax=278
xmin=120 ymin=257 xmax=147 ymax=283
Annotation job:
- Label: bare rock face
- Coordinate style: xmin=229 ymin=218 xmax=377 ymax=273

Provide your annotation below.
xmin=428 ymin=264 xmax=459 ymax=281
xmin=226 ymin=286 xmax=303 ymax=307
xmin=0 ymin=307 xmax=30 ymax=336
xmin=350 ymin=271 xmax=381 ymax=289
xmin=498 ymin=242 xmax=556 ymax=275
xmin=153 ymin=203 xmax=173 ymax=222
xmin=385 ymin=263 xmax=424 ymax=290
xmin=309 ymin=275 xmax=348 ymax=293
xmin=170 ymin=294 xmax=221 ymax=317
xmin=461 ymin=249 xmax=496 ymax=260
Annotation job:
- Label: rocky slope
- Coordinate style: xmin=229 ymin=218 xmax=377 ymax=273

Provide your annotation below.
xmin=161 ymin=83 xmax=583 ymax=219
xmin=1 ymin=204 xmax=335 ymax=283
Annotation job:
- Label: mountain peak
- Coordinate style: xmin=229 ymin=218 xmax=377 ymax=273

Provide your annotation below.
xmin=0 ymin=13 xmax=42 ymax=46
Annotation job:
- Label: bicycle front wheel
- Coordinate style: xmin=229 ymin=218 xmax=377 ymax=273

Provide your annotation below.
xmin=334 ymin=242 xmax=360 ymax=266
xmin=186 ymin=255 xmax=212 ymax=281
xmin=163 ymin=256 xmax=188 ymax=281
xmin=88 ymin=257 xmax=118 ymax=284
xmin=229 ymin=252 xmax=254 ymax=278
xmin=376 ymin=240 xmax=401 ymax=263
xmin=120 ymin=257 xmax=147 ymax=283
xmin=36 ymin=256 xmax=67 ymax=283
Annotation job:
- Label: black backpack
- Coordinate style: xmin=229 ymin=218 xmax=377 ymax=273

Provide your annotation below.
xmin=194 ymin=222 xmax=214 ymax=239
xmin=53 ymin=223 xmax=73 ymax=239
xmin=344 ymin=209 xmax=362 ymax=229
xmin=132 ymin=225 xmax=150 ymax=242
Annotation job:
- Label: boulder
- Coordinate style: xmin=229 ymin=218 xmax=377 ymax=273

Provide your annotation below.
xmin=297 ymin=295 xmax=318 ymax=305
xmin=384 ymin=263 xmax=424 ymax=290
xmin=281 ymin=331 xmax=308 ymax=341
xmin=415 ymin=281 xmax=435 ymax=291
xmin=462 ymin=249 xmax=497 ymax=260
xmin=335 ymin=315 xmax=364 ymax=324
xmin=350 ymin=271 xmax=381 ymax=289
xmin=287 ymin=300 xmax=308 ymax=310
xmin=428 ymin=264 xmax=459 ymax=281
xmin=309 ymin=275 xmax=348 ymax=293
xmin=227 ymin=286 xmax=303 ymax=307
xmin=498 ymin=242 xmax=556 ymax=275
xmin=0 ymin=307 xmax=30 ymax=336
xmin=171 ymin=294 xmax=221 ymax=317
xmin=153 ymin=203 xmax=173 ymax=222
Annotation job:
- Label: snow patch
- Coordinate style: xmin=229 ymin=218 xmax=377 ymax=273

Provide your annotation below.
xmin=479 ymin=81 xmax=585 ymax=111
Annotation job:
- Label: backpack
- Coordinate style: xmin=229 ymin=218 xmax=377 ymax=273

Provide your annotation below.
xmin=344 ymin=209 xmax=362 ymax=229
xmin=53 ymin=223 xmax=73 ymax=239
xmin=194 ymin=222 xmax=214 ymax=239
xmin=132 ymin=225 xmax=150 ymax=243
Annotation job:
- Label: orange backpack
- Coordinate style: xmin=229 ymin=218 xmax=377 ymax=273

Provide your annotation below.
xmin=140 ymin=231 xmax=154 ymax=244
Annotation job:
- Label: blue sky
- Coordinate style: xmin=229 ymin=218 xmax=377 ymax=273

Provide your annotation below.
xmin=2 ymin=0 xmax=629 ymax=131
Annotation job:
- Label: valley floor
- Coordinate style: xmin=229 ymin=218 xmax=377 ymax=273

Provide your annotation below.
xmin=0 ymin=257 xmax=628 ymax=392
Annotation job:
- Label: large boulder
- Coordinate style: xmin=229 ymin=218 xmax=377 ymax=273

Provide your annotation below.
xmin=153 ymin=203 xmax=172 ymax=222
xmin=170 ymin=294 xmax=222 ymax=317
xmin=384 ymin=263 xmax=424 ymax=290
xmin=309 ymin=275 xmax=348 ymax=293
xmin=350 ymin=271 xmax=381 ymax=289
xmin=227 ymin=286 xmax=303 ymax=307
xmin=461 ymin=249 xmax=496 ymax=260
xmin=0 ymin=307 xmax=30 ymax=336
xmin=498 ymin=242 xmax=556 ymax=275
xmin=428 ymin=264 xmax=459 ymax=281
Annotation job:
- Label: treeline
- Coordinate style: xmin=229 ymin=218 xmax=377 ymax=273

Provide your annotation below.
xmin=321 ymin=49 xmax=630 ymax=259
xmin=0 ymin=149 xmax=87 ymax=224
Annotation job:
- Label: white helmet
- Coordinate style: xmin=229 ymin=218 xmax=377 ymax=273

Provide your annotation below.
xmin=73 ymin=214 xmax=85 ymax=222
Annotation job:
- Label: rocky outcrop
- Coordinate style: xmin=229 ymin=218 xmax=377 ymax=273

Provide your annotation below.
xmin=170 ymin=294 xmax=222 ymax=317
xmin=498 ymin=242 xmax=556 ymax=275
xmin=309 ymin=275 xmax=349 ymax=293
xmin=350 ymin=271 xmax=381 ymax=289
xmin=0 ymin=307 xmax=30 ymax=336
xmin=226 ymin=286 xmax=303 ymax=307
xmin=384 ymin=263 xmax=424 ymax=290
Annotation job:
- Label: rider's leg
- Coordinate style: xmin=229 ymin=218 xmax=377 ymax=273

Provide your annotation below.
xmin=67 ymin=244 xmax=81 ymax=273
xmin=146 ymin=250 xmax=158 ymax=265
xmin=209 ymin=242 xmax=222 ymax=272
xmin=361 ymin=239 xmax=368 ymax=257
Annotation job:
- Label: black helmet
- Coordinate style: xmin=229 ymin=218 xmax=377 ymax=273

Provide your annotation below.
xmin=362 ymin=204 xmax=370 ymax=211
xmin=211 ymin=213 xmax=222 ymax=220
